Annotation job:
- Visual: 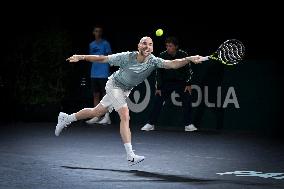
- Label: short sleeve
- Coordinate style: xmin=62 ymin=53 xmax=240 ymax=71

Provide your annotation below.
xmin=150 ymin=56 xmax=166 ymax=68
xmin=107 ymin=52 xmax=130 ymax=67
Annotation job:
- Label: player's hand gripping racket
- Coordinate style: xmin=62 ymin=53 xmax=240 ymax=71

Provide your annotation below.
xmin=200 ymin=39 xmax=245 ymax=66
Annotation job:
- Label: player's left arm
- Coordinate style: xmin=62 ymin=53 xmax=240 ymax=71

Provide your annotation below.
xmin=163 ymin=55 xmax=202 ymax=69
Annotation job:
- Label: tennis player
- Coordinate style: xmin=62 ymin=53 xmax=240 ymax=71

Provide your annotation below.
xmin=55 ymin=36 xmax=203 ymax=166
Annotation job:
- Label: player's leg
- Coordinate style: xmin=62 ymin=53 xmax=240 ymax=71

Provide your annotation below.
xmin=117 ymin=106 xmax=145 ymax=165
xmin=75 ymin=104 xmax=108 ymax=120
xmin=117 ymin=106 xmax=131 ymax=143
xmin=55 ymin=103 xmax=108 ymax=136
xmin=105 ymin=80 xmax=144 ymax=166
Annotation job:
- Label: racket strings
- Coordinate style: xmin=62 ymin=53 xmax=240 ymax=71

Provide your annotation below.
xmin=218 ymin=40 xmax=245 ymax=65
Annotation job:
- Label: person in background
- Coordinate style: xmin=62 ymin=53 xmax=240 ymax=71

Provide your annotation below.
xmin=141 ymin=37 xmax=197 ymax=132
xmin=86 ymin=25 xmax=112 ymax=125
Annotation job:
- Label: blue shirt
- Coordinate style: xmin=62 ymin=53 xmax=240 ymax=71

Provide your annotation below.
xmin=108 ymin=51 xmax=165 ymax=91
xmin=89 ymin=39 xmax=112 ymax=78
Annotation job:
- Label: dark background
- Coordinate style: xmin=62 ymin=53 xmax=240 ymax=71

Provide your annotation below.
xmin=0 ymin=4 xmax=283 ymax=134
xmin=1 ymin=6 xmax=284 ymax=189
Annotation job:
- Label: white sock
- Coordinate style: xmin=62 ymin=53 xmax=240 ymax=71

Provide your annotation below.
xmin=124 ymin=143 xmax=134 ymax=156
xmin=68 ymin=113 xmax=77 ymax=122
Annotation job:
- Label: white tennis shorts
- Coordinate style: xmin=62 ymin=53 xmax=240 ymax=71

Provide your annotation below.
xmin=100 ymin=77 xmax=131 ymax=112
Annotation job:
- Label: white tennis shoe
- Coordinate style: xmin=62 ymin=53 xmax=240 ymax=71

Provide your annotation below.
xmin=55 ymin=112 xmax=71 ymax=136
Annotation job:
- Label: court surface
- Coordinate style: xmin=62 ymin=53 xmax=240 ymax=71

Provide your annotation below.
xmin=1 ymin=122 xmax=283 ymax=189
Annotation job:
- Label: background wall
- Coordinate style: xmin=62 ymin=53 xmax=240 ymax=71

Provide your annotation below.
xmin=125 ymin=59 xmax=283 ymax=135
xmin=1 ymin=7 xmax=282 ymax=135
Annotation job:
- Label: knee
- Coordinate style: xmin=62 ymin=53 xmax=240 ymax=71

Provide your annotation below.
xmin=120 ymin=113 xmax=130 ymax=122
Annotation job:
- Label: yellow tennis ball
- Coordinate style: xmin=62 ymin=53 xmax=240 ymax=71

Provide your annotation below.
xmin=155 ymin=29 xmax=163 ymax=37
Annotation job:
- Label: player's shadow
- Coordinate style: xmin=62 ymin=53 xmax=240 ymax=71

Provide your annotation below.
xmin=61 ymin=166 xmax=284 ymax=188
xmin=61 ymin=165 xmax=213 ymax=183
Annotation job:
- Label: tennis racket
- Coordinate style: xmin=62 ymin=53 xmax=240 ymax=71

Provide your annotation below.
xmin=200 ymin=39 xmax=245 ymax=66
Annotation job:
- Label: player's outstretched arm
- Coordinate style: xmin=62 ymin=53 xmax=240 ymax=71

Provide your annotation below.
xmin=163 ymin=55 xmax=203 ymax=69
xmin=66 ymin=55 xmax=108 ymax=63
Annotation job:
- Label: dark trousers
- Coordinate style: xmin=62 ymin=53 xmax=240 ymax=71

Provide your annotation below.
xmin=148 ymin=83 xmax=192 ymax=126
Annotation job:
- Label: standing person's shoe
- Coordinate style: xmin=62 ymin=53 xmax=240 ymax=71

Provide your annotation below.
xmin=55 ymin=112 xmax=71 ymax=136
xmin=85 ymin=117 xmax=100 ymax=124
xmin=141 ymin=123 xmax=155 ymax=131
xmin=127 ymin=154 xmax=145 ymax=166
xmin=185 ymin=124 xmax=198 ymax=132
xmin=97 ymin=113 xmax=111 ymax=125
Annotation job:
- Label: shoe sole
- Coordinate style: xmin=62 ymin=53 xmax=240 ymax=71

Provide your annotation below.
xmin=141 ymin=128 xmax=154 ymax=131
xmin=55 ymin=124 xmax=64 ymax=136
xmin=97 ymin=122 xmax=111 ymax=125
xmin=185 ymin=128 xmax=198 ymax=132
xmin=55 ymin=113 xmax=68 ymax=136
xmin=55 ymin=128 xmax=61 ymax=136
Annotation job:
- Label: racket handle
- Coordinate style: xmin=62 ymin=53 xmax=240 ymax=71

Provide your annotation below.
xmin=199 ymin=56 xmax=209 ymax=61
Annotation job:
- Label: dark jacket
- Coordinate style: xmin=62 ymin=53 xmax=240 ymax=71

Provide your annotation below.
xmin=156 ymin=49 xmax=193 ymax=89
